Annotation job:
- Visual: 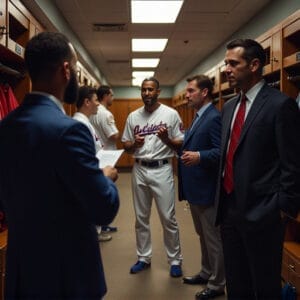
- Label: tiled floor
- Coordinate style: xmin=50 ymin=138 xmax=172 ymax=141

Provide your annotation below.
xmin=100 ymin=171 xmax=227 ymax=300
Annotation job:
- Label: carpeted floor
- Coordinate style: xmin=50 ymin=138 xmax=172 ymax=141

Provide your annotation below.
xmin=100 ymin=170 xmax=227 ymax=300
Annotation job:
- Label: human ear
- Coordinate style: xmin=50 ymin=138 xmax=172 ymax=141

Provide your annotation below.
xmin=249 ymin=58 xmax=260 ymax=72
xmin=62 ymin=61 xmax=71 ymax=80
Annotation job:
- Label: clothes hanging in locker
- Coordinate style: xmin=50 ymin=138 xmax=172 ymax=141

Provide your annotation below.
xmin=0 ymin=85 xmax=8 ymax=119
xmin=0 ymin=83 xmax=18 ymax=231
xmin=0 ymin=83 xmax=19 ymax=118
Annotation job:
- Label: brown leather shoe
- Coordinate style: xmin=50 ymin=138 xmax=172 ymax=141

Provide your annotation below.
xmin=183 ymin=274 xmax=208 ymax=285
xmin=195 ymin=288 xmax=225 ymax=299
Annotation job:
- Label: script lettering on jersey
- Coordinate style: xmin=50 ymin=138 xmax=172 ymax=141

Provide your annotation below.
xmin=134 ymin=121 xmax=167 ymax=136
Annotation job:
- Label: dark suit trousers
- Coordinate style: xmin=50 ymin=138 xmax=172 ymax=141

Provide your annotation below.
xmin=220 ymin=191 xmax=285 ymax=300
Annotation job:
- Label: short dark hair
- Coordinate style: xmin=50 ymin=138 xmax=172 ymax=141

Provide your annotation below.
xmin=97 ymin=85 xmax=111 ymax=101
xmin=226 ymin=39 xmax=266 ymax=73
xmin=25 ymin=32 xmax=73 ymax=82
xmin=142 ymin=77 xmax=160 ymax=89
xmin=76 ymin=86 xmax=97 ymax=109
xmin=187 ymin=74 xmax=214 ymax=98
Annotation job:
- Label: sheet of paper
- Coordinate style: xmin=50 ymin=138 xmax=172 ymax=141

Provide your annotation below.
xmin=96 ymin=149 xmax=124 ymax=168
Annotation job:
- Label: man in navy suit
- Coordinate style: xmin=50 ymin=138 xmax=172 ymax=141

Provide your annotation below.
xmin=178 ymin=75 xmax=225 ymax=300
xmin=215 ymin=39 xmax=300 ymax=299
xmin=0 ymin=32 xmax=119 ymax=299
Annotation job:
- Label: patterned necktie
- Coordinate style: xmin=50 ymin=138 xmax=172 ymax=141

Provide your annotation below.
xmin=223 ymin=95 xmax=247 ymax=194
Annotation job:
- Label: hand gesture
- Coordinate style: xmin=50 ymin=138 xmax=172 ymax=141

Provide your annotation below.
xmin=102 ymin=166 xmax=118 ymax=182
xmin=181 ymin=150 xmax=200 ymax=166
xmin=133 ymin=134 xmax=145 ymax=148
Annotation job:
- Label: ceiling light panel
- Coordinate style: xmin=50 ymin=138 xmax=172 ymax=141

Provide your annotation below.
xmin=132 ymin=71 xmax=155 ymax=86
xmin=132 ymin=58 xmax=160 ymax=68
xmin=132 ymin=71 xmax=155 ymax=79
xmin=132 ymin=39 xmax=168 ymax=52
xmin=132 ymin=78 xmax=144 ymax=86
xmin=131 ymin=0 xmax=183 ymax=23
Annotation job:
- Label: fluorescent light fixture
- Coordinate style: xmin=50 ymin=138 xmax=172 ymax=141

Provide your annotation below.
xmin=132 ymin=39 xmax=168 ymax=52
xmin=132 ymin=78 xmax=144 ymax=86
xmin=132 ymin=71 xmax=155 ymax=86
xmin=131 ymin=0 xmax=183 ymax=23
xmin=132 ymin=71 xmax=155 ymax=78
xmin=132 ymin=58 xmax=160 ymax=68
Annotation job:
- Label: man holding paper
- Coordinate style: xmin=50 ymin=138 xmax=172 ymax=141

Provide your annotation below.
xmin=73 ymin=85 xmax=117 ymax=242
xmin=90 ymin=85 xmax=120 ymax=233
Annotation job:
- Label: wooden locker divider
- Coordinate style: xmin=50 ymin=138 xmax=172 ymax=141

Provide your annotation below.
xmin=0 ymin=0 xmax=7 ymax=47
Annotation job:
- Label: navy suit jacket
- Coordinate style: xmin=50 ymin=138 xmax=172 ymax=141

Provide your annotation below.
xmin=215 ymin=84 xmax=300 ymax=230
xmin=178 ymin=104 xmax=221 ymax=205
xmin=0 ymin=94 xmax=119 ymax=299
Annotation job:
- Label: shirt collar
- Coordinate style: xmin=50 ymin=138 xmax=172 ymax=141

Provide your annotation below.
xmin=196 ymin=102 xmax=211 ymax=118
xmin=73 ymin=112 xmax=90 ymax=123
xmin=244 ymin=79 xmax=265 ymax=104
xmin=30 ymin=91 xmax=66 ymax=114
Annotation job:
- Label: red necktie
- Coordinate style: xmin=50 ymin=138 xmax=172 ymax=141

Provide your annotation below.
xmin=223 ymin=95 xmax=247 ymax=194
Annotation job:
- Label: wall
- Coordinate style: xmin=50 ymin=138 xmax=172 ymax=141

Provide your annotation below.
xmin=174 ymin=0 xmax=300 ymax=95
xmin=22 ymin=0 xmax=105 ymax=84
xmin=113 ymin=85 xmax=174 ymax=99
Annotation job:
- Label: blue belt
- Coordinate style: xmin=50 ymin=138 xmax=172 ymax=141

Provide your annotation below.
xmin=135 ymin=159 xmax=169 ymax=168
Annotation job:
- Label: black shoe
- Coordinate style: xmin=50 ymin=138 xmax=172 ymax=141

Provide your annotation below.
xmin=183 ymin=274 xmax=208 ymax=285
xmin=102 ymin=225 xmax=118 ymax=232
xmin=195 ymin=288 xmax=225 ymax=300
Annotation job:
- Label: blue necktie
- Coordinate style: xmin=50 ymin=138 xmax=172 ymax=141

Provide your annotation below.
xmin=189 ymin=114 xmax=199 ymax=131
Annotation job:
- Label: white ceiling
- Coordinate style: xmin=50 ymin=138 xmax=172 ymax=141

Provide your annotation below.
xmin=23 ymin=0 xmax=272 ymax=87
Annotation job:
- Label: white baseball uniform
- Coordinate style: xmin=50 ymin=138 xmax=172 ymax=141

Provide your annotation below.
xmin=90 ymin=104 xmax=119 ymax=150
xmin=73 ymin=112 xmax=103 ymax=152
xmin=73 ymin=112 xmax=103 ymax=235
xmin=122 ymin=103 xmax=184 ymax=265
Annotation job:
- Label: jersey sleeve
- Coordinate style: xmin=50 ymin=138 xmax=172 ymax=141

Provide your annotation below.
xmin=170 ymin=110 xmax=184 ymax=140
xmin=121 ymin=113 xmax=134 ymax=142
xmin=102 ymin=111 xmax=119 ymax=138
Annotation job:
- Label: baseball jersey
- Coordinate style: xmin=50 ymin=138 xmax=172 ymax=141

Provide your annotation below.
xmin=90 ymin=104 xmax=119 ymax=150
xmin=122 ymin=103 xmax=184 ymax=160
xmin=73 ymin=112 xmax=102 ymax=152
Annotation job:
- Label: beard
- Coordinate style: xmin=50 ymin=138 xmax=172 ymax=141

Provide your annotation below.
xmin=142 ymin=95 xmax=158 ymax=108
xmin=63 ymin=69 xmax=79 ymax=104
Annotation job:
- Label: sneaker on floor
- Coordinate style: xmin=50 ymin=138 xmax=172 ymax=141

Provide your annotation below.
xmin=98 ymin=233 xmax=112 ymax=242
xmin=130 ymin=261 xmax=151 ymax=274
xmin=102 ymin=225 xmax=118 ymax=232
xmin=170 ymin=265 xmax=182 ymax=277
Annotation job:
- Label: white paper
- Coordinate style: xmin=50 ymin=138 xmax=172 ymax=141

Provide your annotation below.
xmin=96 ymin=149 xmax=124 ymax=168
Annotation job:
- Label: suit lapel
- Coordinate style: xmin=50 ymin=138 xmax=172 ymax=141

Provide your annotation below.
xmin=221 ymin=95 xmax=240 ymax=155
xmin=238 ymin=84 xmax=269 ymax=146
xmin=183 ymin=104 xmax=213 ymax=147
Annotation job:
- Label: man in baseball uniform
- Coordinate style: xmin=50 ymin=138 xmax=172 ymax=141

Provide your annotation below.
xmin=90 ymin=85 xmax=119 ymax=150
xmin=90 ymin=85 xmax=119 ymax=234
xmin=73 ymin=86 xmax=113 ymax=242
xmin=122 ymin=77 xmax=184 ymax=277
